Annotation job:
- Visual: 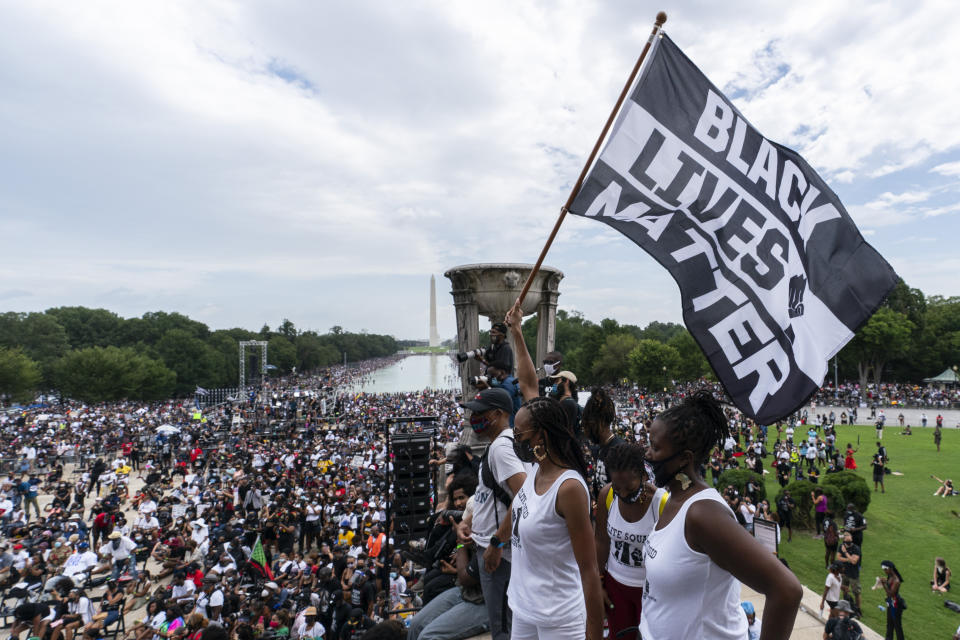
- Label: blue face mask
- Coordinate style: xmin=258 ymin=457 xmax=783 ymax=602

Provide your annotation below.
xmin=548 ymin=384 xmax=560 ymax=397
xmin=489 ymin=378 xmax=502 ymax=388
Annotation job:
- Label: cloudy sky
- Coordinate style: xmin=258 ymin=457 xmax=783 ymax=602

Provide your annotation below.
xmin=2 ymin=1 xmax=959 ymax=341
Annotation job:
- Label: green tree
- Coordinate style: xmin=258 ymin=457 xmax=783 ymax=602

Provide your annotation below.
xmin=155 ymin=329 xmax=221 ymax=394
xmin=668 ymin=330 xmax=711 ymax=381
xmin=268 ymin=336 xmax=297 ymax=373
xmin=840 ymin=308 xmax=914 ymax=388
xmin=45 ymin=307 xmax=124 ymax=349
xmin=53 ymin=346 xmax=175 ymax=402
xmin=592 ymin=333 xmax=640 ymax=383
xmin=628 ymin=339 xmax=681 ymax=389
xmin=0 ymin=347 xmax=42 ymax=402
xmin=0 ymin=312 xmax=70 ymax=385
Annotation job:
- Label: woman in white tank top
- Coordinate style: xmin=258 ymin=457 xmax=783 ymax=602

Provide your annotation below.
xmin=640 ymin=391 xmax=802 ymax=640
xmin=483 ymin=305 xmax=604 ymax=640
xmin=504 ymin=396 xmax=605 ymax=640
xmin=594 ymin=442 xmax=666 ymax=640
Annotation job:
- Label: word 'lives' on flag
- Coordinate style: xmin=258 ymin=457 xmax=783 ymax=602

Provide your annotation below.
xmin=569 ymin=34 xmax=897 ymax=423
xmin=250 ymin=535 xmax=275 ymax=580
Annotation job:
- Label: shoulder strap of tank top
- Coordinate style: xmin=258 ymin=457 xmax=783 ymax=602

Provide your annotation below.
xmin=658 ymin=491 xmax=669 ymax=517
xmin=605 ymin=486 xmax=614 ymax=512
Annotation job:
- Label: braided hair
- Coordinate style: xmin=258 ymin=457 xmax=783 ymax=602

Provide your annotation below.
xmin=656 ymin=390 xmax=729 ymax=465
xmin=604 ymin=443 xmax=648 ymax=480
xmin=522 ymin=396 xmax=590 ymax=481
xmin=582 ymin=387 xmax=616 ymax=441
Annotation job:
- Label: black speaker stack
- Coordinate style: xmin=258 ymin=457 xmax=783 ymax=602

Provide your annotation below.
xmin=386 ymin=417 xmax=437 ymax=546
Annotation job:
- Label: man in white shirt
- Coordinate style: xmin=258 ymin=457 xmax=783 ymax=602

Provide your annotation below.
xmin=170 ymin=571 xmax=196 ymax=606
xmin=99 ymin=531 xmax=138 ymax=580
xmin=190 ymin=519 xmax=209 ymax=546
xmin=195 ymin=577 xmax=224 ymax=621
xmin=138 ymin=497 xmax=157 ymax=518
xmin=47 ymin=541 xmax=101 ymax=592
xmin=456 ymin=388 xmax=526 ymax=640
xmin=293 ymin=607 xmax=325 ymax=640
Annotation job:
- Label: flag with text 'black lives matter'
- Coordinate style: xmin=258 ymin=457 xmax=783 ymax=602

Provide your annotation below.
xmin=569 ymin=34 xmax=897 ymax=424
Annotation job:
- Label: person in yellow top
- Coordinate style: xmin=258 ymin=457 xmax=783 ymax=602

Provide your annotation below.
xmin=338 ymin=528 xmax=355 ymax=547
xmin=788 ymin=448 xmax=801 ymax=480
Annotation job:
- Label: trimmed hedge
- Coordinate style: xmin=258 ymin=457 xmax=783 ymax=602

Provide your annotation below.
xmin=821 ymin=470 xmax=871 ymax=514
xmin=717 ymin=469 xmax=767 ymax=503
xmin=775 ymin=480 xmax=844 ymax=529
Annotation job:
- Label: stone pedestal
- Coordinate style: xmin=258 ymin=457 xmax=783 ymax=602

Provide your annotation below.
xmin=444 ymin=263 xmax=563 ymax=450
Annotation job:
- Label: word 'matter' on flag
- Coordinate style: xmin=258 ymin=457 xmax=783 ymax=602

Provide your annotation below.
xmin=570 ymin=34 xmax=897 ymax=423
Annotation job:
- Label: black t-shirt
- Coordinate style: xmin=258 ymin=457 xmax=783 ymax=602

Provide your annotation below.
xmin=843 ymin=510 xmax=865 ymax=544
xmin=486 ymin=341 xmax=513 ymax=370
xmin=839 ymin=542 xmax=861 ymax=578
xmin=777 ymin=496 xmax=795 ymax=515
xmin=825 ymin=615 xmax=861 ymax=639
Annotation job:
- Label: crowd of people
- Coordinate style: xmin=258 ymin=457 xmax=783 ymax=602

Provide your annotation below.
xmin=0 ymin=329 xmax=953 ymax=640
xmin=811 ymin=382 xmax=960 ymax=410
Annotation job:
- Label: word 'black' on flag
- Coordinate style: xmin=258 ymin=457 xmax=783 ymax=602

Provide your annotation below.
xmin=569 ymin=34 xmax=897 ymax=424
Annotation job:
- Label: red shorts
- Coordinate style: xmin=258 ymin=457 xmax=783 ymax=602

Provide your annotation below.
xmin=604 ymin=573 xmax=644 ymax=638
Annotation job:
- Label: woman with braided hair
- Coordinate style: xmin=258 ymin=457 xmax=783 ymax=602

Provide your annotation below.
xmin=640 ymin=391 xmax=802 ymax=640
xmin=482 ymin=305 xmax=603 ymax=640
xmin=594 ymin=442 xmax=666 ymax=640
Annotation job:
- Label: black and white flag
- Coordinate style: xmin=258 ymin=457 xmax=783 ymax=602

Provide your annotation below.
xmin=569 ymin=34 xmax=897 ymax=423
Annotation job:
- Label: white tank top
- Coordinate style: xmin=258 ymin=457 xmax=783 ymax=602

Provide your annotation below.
xmin=507 ymin=468 xmax=589 ymax=625
xmin=639 ymin=488 xmax=749 ymax=640
xmin=605 ymin=487 xmax=667 ymax=588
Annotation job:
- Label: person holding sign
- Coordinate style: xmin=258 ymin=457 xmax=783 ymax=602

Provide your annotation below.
xmin=594 ymin=442 xmax=667 ymax=640
xmin=639 ymin=392 xmax=801 ymax=639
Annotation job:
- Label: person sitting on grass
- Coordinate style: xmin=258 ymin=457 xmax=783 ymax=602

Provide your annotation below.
xmin=933 ymin=475 xmax=955 ymax=497
xmin=933 ymin=557 xmax=952 ymax=593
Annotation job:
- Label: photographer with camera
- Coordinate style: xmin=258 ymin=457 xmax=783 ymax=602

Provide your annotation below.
xmin=457 ymin=322 xmax=513 ymax=371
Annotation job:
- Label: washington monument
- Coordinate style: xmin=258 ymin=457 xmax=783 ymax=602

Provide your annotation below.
xmin=429 ymin=275 xmax=441 ymax=347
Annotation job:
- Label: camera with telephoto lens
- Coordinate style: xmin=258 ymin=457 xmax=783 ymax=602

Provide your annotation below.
xmin=468 ymin=376 xmax=488 ymax=387
xmin=439 ymin=510 xmax=464 ymax=523
xmin=456 ymin=347 xmax=489 ymax=363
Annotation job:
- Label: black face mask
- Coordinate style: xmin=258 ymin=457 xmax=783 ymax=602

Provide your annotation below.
xmin=513 ymin=438 xmax=537 ymax=464
xmin=647 ymin=450 xmax=687 ymax=488
xmin=618 ymin=483 xmax=646 ymax=504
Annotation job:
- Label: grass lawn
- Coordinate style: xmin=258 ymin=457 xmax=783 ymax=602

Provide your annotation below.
xmin=761 ymin=423 xmax=960 ymax=638
xmin=405 ymin=346 xmax=450 ymax=354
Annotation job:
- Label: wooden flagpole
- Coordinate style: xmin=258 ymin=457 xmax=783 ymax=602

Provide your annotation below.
xmin=513 ymin=11 xmax=667 ymax=310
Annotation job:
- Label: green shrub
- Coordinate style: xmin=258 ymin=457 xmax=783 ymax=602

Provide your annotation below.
xmin=776 ymin=479 xmax=846 ymax=529
xmin=821 ymin=470 xmax=871 ymax=514
xmin=717 ymin=469 xmax=767 ymax=503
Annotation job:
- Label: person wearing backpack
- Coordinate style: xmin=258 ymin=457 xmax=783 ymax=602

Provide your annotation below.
xmin=823 ymin=511 xmax=840 ymax=568
xmin=593 ymin=442 xmax=668 ymax=640
xmin=455 ymin=387 xmax=526 ymax=640
xmin=824 ymin=600 xmax=862 ymax=639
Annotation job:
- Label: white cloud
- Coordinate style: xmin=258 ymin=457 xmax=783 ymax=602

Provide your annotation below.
xmin=931 ymin=161 xmax=960 ymax=177
xmin=1 ymin=0 xmax=959 ymax=338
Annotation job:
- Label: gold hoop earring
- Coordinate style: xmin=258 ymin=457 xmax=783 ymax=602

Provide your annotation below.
xmin=533 ymin=444 xmax=547 ymax=462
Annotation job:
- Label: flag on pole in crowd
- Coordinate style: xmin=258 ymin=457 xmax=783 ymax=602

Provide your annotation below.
xmin=249 ymin=535 xmax=274 ymax=580
xmin=195 ymin=386 xmax=209 ymax=396
xmin=569 ymin=33 xmax=898 ymax=424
